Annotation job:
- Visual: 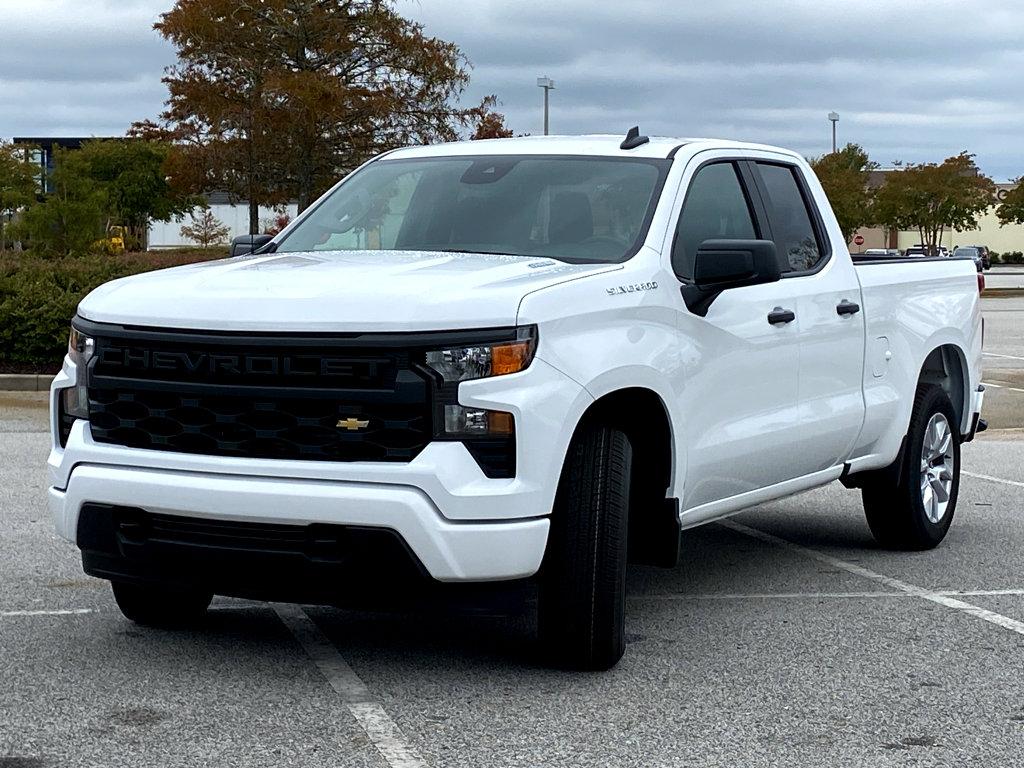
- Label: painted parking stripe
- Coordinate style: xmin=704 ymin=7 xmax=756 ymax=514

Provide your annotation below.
xmin=720 ymin=519 xmax=1024 ymax=637
xmin=630 ymin=589 xmax=1024 ymax=600
xmin=984 ymin=351 xmax=1024 ymax=361
xmin=273 ymin=604 xmax=425 ymax=768
xmin=0 ymin=608 xmax=95 ymax=617
xmin=963 ymin=470 xmax=1024 ymax=488
xmin=982 ymin=381 xmax=1024 ymax=393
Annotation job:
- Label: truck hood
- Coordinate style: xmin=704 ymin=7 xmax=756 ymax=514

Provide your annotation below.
xmin=77 ymin=250 xmax=621 ymax=332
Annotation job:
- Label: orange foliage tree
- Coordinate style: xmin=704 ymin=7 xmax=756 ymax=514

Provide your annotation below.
xmin=149 ymin=0 xmax=479 ymax=233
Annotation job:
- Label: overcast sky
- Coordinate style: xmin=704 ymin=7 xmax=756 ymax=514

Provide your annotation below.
xmin=2 ymin=0 xmax=1021 ymax=180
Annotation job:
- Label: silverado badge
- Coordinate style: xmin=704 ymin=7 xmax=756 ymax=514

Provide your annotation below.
xmin=336 ymin=417 xmax=370 ymax=431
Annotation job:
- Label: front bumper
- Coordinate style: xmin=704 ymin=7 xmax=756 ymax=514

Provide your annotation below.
xmin=48 ymin=353 xmax=593 ymax=584
xmin=48 ymin=464 xmax=548 ymax=582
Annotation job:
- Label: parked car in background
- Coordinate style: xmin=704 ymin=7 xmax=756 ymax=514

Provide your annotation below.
xmin=953 ymin=246 xmax=985 ymax=272
xmin=862 ymin=248 xmax=902 ymax=258
xmin=906 ymin=245 xmax=948 ymax=258
xmin=965 ymin=245 xmax=991 ymax=270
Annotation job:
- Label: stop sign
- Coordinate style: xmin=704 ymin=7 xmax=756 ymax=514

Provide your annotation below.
xmin=853 ymin=234 xmax=865 ymax=246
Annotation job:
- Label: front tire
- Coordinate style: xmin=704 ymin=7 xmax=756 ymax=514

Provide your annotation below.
xmin=862 ymin=384 xmax=960 ymax=549
xmin=111 ymin=581 xmax=213 ymax=628
xmin=538 ymin=423 xmax=632 ymax=670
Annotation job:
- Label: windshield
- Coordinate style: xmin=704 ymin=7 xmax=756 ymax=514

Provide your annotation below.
xmin=274 ymin=155 xmax=670 ymax=263
xmin=953 ymin=247 xmax=978 ymax=256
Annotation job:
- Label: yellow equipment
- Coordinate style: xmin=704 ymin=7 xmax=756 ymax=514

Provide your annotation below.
xmin=93 ymin=224 xmax=126 ymax=255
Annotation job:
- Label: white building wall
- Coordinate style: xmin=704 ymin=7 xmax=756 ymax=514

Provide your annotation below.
xmin=148 ymin=202 xmax=299 ymax=249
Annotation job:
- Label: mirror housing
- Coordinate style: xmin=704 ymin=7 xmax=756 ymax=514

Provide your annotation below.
xmin=229 ymin=234 xmax=274 ymax=257
xmin=681 ymin=239 xmax=781 ymax=316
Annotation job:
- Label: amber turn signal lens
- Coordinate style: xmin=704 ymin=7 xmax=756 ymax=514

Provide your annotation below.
xmin=487 ymin=411 xmax=515 ymax=435
xmin=491 ymin=341 xmax=532 ymax=376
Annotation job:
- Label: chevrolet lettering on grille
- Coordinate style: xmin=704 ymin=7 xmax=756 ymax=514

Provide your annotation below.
xmin=98 ymin=346 xmax=373 ymax=379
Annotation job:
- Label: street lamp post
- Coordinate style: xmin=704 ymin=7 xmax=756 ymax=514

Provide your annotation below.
xmin=537 ymin=76 xmax=555 ymax=135
xmin=828 ymin=111 xmax=840 ymax=153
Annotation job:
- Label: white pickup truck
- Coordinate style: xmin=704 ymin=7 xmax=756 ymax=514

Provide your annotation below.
xmin=49 ymin=131 xmax=985 ymax=669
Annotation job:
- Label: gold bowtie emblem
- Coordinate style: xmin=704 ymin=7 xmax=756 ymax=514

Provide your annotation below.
xmin=336 ymin=417 xmax=369 ymax=431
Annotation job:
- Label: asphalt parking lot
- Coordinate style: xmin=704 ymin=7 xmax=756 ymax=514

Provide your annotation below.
xmin=3 ymin=296 xmax=1024 ymax=767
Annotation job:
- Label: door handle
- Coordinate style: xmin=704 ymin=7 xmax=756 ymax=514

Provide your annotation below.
xmin=767 ymin=307 xmax=796 ymax=325
xmin=836 ymin=299 xmax=861 ymax=316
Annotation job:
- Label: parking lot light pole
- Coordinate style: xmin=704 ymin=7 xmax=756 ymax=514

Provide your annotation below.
xmin=537 ymin=77 xmax=555 ymax=135
xmin=828 ymin=111 xmax=840 ymax=153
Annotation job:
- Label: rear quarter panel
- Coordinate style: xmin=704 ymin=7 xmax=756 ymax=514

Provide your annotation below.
xmin=852 ymin=259 xmax=982 ymax=468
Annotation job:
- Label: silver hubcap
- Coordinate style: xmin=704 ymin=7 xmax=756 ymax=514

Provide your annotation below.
xmin=920 ymin=413 xmax=955 ymax=524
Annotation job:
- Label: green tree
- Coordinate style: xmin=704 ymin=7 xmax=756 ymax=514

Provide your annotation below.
xmin=75 ymin=139 xmax=198 ymax=249
xmin=996 ymin=180 xmax=1024 ymax=226
xmin=15 ymin=148 xmax=107 ymax=257
xmin=0 ymin=142 xmax=39 ymax=252
xmin=180 ymin=207 xmax=230 ymax=247
xmin=151 ymin=0 xmax=478 ymax=233
xmin=873 ymin=153 xmax=995 ymax=255
xmin=809 ymin=143 xmax=877 ymax=241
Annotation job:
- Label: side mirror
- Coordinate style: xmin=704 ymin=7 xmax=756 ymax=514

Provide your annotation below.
xmin=229 ymin=234 xmax=274 ymax=257
xmin=681 ymin=239 xmax=781 ymax=316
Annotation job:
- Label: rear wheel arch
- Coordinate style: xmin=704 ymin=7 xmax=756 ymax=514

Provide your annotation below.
xmin=918 ymin=343 xmax=969 ymax=436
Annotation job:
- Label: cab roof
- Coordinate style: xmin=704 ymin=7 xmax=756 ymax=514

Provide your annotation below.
xmin=385 ymin=134 xmax=804 ymax=163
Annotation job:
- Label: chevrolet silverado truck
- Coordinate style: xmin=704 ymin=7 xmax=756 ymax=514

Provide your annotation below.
xmin=49 ymin=130 xmax=985 ymax=670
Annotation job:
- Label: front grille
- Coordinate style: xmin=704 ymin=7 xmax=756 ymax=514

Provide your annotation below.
xmin=83 ymin=324 xmax=437 ymax=464
xmin=89 ymin=387 xmax=429 ymax=461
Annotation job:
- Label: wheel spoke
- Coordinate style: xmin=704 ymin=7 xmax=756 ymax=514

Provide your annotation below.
xmin=930 ymin=477 xmax=949 ymax=503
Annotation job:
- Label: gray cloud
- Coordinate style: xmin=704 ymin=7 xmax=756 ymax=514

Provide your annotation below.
xmin=1 ymin=0 xmax=1021 ymax=179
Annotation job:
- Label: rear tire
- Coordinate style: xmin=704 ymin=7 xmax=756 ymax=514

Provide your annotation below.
xmin=862 ymin=384 xmax=960 ymax=550
xmin=111 ymin=581 xmax=213 ymax=628
xmin=538 ymin=423 xmax=632 ymax=670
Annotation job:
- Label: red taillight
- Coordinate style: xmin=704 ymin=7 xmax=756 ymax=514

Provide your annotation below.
xmin=978 ymin=272 xmax=985 ymax=293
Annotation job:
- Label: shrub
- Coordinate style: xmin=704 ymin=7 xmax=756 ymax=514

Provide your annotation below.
xmin=0 ymin=250 xmax=225 ymax=367
xmin=1002 ymin=250 xmax=1024 ymax=264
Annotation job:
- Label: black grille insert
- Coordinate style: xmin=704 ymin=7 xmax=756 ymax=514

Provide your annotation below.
xmin=83 ymin=325 xmax=439 ymax=464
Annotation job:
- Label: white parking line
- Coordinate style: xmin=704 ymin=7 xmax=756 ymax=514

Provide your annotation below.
xmin=630 ymin=588 xmax=1024 ymax=601
xmin=720 ymin=519 xmax=1024 ymax=638
xmin=982 ymin=381 xmax=1024 ymax=393
xmin=273 ymin=604 xmax=425 ymax=768
xmin=963 ymin=470 xmax=1024 ymax=489
xmin=984 ymin=351 xmax=1024 ymax=361
xmin=0 ymin=608 xmax=95 ymax=618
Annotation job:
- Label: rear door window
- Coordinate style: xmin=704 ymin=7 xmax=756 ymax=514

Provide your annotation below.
xmin=755 ymin=163 xmax=827 ymax=273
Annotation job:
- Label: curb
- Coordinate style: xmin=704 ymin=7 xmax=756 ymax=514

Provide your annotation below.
xmin=0 ymin=374 xmax=55 ymax=392
xmin=983 ymin=287 xmax=1024 ymax=297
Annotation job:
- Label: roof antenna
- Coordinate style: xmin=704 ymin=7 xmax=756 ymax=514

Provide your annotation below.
xmin=620 ymin=126 xmax=649 ymax=150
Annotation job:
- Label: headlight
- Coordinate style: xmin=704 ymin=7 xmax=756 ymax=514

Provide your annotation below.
xmin=68 ymin=326 xmax=95 ymax=369
xmin=61 ymin=325 xmax=94 ymax=427
xmin=424 ymin=327 xmax=534 ymax=478
xmin=425 ymin=326 xmax=536 ymax=383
